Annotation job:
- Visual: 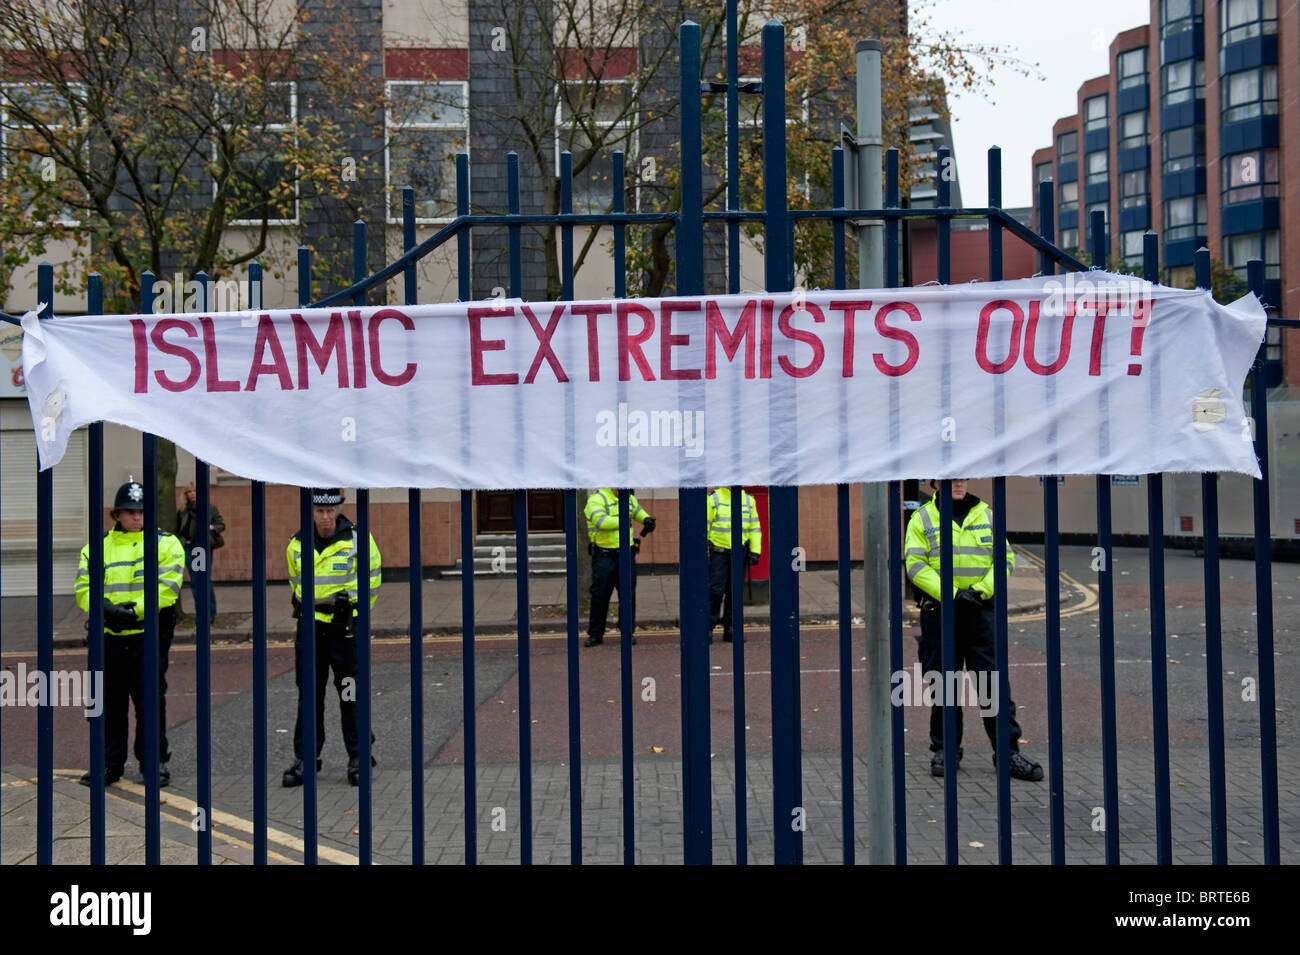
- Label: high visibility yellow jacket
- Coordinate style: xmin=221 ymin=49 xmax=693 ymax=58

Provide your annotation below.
xmin=286 ymin=515 xmax=382 ymax=623
xmin=706 ymin=487 xmax=762 ymax=555
xmin=75 ymin=527 xmax=185 ymax=635
xmin=905 ymin=496 xmax=1014 ymax=600
xmin=584 ymin=488 xmax=649 ymax=550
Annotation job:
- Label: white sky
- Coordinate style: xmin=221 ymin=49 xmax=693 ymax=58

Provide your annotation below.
xmin=923 ymin=0 xmax=1153 ymax=208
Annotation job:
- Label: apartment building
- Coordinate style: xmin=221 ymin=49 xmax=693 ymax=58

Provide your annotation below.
xmin=1029 ymin=0 xmax=1295 ymax=388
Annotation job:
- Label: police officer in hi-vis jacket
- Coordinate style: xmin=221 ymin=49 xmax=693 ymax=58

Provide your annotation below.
xmin=583 ymin=488 xmax=655 ymax=647
xmin=76 ymin=479 xmax=185 ymax=787
xmin=905 ymin=478 xmax=1043 ymax=781
xmin=284 ymin=488 xmax=382 ymax=787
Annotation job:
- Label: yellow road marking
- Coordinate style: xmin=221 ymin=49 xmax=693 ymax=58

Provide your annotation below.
xmin=1013 ymin=547 xmax=1099 ymax=622
xmin=48 ymin=770 xmax=356 ymax=865
xmin=112 ymin=778 xmax=358 ymax=866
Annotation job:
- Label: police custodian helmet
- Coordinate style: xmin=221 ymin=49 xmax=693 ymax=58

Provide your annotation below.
xmin=310 ymin=488 xmax=344 ymax=505
xmin=112 ymin=480 xmax=146 ymax=513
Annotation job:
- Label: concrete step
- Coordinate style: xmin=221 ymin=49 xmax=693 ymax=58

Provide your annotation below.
xmin=471 ymin=543 xmax=568 ymax=558
xmin=443 ymin=565 xmax=567 ymax=578
xmin=450 ymin=531 xmax=573 ymax=575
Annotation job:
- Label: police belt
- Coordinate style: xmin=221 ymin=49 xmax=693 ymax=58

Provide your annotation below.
xmin=314 ymin=600 xmax=355 ymax=613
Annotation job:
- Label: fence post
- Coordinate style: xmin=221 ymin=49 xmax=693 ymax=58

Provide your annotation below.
xmin=677 ymin=17 xmax=711 ymax=866
xmin=194 ymin=271 xmax=213 ymax=866
xmin=1142 ymin=233 xmax=1172 ymax=865
xmin=762 ymin=17 xmax=803 ymax=866
xmin=1246 ymin=257 xmax=1279 ymax=864
xmin=297 ymin=247 xmax=319 ymax=865
xmin=86 ymin=271 xmax=106 ymax=865
xmin=36 ymin=263 xmax=54 ymax=865
xmin=856 ymin=37 xmax=892 ymax=866
xmin=1195 ymin=247 xmax=1227 ymax=864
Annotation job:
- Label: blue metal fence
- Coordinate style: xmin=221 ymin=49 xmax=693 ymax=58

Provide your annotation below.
xmin=0 ymin=12 xmax=1287 ymax=866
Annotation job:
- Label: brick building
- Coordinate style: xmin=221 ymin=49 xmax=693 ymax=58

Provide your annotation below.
xmin=3 ymin=1 xmax=924 ymax=592
xmin=1027 ymin=0 xmax=1295 ymax=387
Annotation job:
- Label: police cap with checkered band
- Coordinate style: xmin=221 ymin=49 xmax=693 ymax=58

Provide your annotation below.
xmin=310 ymin=488 xmax=345 ymax=506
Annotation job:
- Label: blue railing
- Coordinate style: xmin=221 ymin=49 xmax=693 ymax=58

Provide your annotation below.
xmin=0 ymin=12 xmax=1283 ymax=868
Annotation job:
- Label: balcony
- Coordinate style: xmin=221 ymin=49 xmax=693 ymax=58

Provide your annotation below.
xmin=1219 ymin=114 xmax=1279 ymax=153
xmin=1220 ymin=197 xmax=1279 ymax=236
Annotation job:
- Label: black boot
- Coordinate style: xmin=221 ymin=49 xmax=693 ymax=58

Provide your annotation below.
xmin=347 ymin=754 xmax=377 ymax=786
xmin=79 ymin=767 xmax=123 ymax=787
xmin=282 ymin=757 xmax=322 ymax=788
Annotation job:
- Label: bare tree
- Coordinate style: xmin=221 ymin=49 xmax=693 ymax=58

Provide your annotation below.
xmin=0 ymin=0 xmax=385 ymax=516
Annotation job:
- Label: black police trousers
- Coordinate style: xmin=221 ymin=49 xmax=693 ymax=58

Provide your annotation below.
xmin=104 ymin=606 xmax=175 ymax=772
xmin=707 ymin=546 xmax=741 ymax=639
xmin=917 ymin=601 xmax=1021 ymax=753
xmin=588 ymin=546 xmax=636 ymax=639
xmin=293 ymin=620 xmax=372 ymax=760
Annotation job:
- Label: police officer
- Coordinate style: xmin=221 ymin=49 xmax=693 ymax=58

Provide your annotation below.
xmin=584 ymin=488 xmax=654 ymax=647
xmin=75 ymin=479 xmax=185 ymax=787
xmin=284 ymin=488 xmax=382 ymax=787
xmin=706 ymin=486 xmax=762 ymax=643
xmin=905 ymin=478 xmax=1043 ymax=781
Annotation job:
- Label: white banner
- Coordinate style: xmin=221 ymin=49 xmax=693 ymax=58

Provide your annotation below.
xmin=22 ymin=273 xmax=1267 ymax=488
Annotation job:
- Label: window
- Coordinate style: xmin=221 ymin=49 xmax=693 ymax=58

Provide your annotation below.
xmin=1221 ymin=0 xmax=1278 ymax=46
xmin=1119 ymin=111 xmax=1148 ymax=149
xmin=220 ymin=81 xmax=297 ymax=226
xmin=1121 ymin=230 xmax=1146 ymax=264
xmin=1084 ymin=95 xmax=1108 ymax=132
xmin=1059 ymin=228 xmax=1079 ymax=250
xmin=1162 ymin=59 xmax=1205 ymax=106
xmin=1057 ymin=131 xmax=1077 ymax=164
xmin=1035 ymin=161 xmax=1053 ymax=184
xmin=1224 ymin=230 xmax=1279 ymax=280
xmin=386 ymin=81 xmax=468 ymax=222
xmin=1162 ymin=125 xmax=1204 ymax=173
xmin=1118 ymin=49 xmax=1147 ymax=90
xmin=1058 ymin=180 xmax=1079 ymax=212
xmin=1120 ymin=169 xmax=1148 ymax=209
xmin=1 ymin=82 xmax=85 ymax=225
xmin=556 ymin=79 xmax=637 ymax=214
xmin=1222 ymin=149 xmax=1279 ymax=204
xmin=1220 ymin=66 xmax=1278 ymax=124
xmin=1162 ymin=0 xmax=1204 ymax=37
xmin=1163 ymin=195 xmax=1206 ymax=240
xmin=1086 ymin=150 xmax=1108 ymax=184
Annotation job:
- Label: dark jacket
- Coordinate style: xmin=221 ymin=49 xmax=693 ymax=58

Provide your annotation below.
xmin=177 ymin=502 xmax=226 ymax=550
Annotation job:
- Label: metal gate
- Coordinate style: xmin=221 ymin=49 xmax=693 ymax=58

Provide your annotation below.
xmin=0 ymin=14 xmax=1286 ymax=866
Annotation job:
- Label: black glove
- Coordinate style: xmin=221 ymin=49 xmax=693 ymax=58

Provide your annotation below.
xmin=103 ymin=599 xmax=138 ymax=631
xmin=747 ymin=550 xmax=760 ymax=566
xmin=641 ymin=515 xmax=656 ymax=535
xmin=956 ymin=588 xmax=984 ymax=608
xmin=291 ymin=594 xmax=301 ymax=620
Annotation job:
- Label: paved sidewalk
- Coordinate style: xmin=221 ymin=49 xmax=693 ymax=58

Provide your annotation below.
xmin=6 ymin=742 xmax=1294 ymax=865
xmin=22 ymin=560 xmax=1046 ymax=651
